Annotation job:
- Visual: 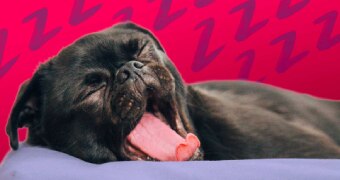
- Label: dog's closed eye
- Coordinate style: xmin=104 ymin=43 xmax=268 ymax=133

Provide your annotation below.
xmin=84 ymin=73 xmax=108 ymax=88
xmin=72 ymin=73 xmax=109 ymax=105
xmin=137 ymin=40 xmax=150 ymax=57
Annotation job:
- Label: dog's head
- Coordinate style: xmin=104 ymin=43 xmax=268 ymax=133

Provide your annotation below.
xmin=6 ymin=23 xmax=202 ymax=163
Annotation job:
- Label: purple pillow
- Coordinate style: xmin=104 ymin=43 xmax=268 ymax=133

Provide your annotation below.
xmin=1 ymin=143 xmax=339 ymax=180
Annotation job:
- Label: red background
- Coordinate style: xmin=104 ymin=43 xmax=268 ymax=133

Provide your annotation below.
xmin=0 ymin=0 xmax=339 ymax=162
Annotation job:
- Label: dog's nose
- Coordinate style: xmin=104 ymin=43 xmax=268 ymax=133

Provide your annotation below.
xmin=117 ymin=61 xmax=144 ymax=84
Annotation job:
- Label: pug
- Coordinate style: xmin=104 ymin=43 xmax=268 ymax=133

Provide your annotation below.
xmin=6 ymin=22 xmax=340 ymax=163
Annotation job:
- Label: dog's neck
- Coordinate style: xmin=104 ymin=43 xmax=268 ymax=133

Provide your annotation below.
xmin=186 ymin=86 xmax=248 ymax=160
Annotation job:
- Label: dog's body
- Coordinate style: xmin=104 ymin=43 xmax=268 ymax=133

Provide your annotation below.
xmin=6 ymin=23 xmax=340 ymax=163
xmin=189 ymin=81 xmax=340 ymax=159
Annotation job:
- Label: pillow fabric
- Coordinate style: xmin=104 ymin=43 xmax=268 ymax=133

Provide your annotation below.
xmin=0 ymin=144 xmax=339 ymax=180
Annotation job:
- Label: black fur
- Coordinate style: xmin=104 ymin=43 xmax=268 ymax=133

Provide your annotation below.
xmin=6 ymin=22 xmax=340 ymax=163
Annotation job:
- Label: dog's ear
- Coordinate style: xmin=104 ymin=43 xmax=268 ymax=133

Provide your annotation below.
xmin=113 ymin=22 xmax=165 ymax=52
xmin=6 ymin=70 xmax=43 ymax=150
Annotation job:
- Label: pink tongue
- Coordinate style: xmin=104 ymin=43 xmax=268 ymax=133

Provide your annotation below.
xmin=127 ymin=113 xmax=200 ymax=161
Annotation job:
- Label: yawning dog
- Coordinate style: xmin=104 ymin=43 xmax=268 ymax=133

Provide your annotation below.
xmin=6 ymin=23 xmax=340 ymax=163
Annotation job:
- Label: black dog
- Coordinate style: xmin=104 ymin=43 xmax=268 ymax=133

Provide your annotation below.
xmin=6 ymin=23 xmax=340 ymax=163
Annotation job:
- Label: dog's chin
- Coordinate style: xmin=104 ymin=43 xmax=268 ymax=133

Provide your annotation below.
xmin=119 ymin=94 xmax=189 ymax=161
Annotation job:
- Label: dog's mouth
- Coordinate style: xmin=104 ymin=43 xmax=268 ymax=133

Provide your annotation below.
xmin=121 ymin=95 xmax=201 ymax=161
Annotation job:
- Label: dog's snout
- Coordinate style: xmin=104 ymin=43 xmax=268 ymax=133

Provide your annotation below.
xmin=117 ymin=61 xmax=144 ymax=84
